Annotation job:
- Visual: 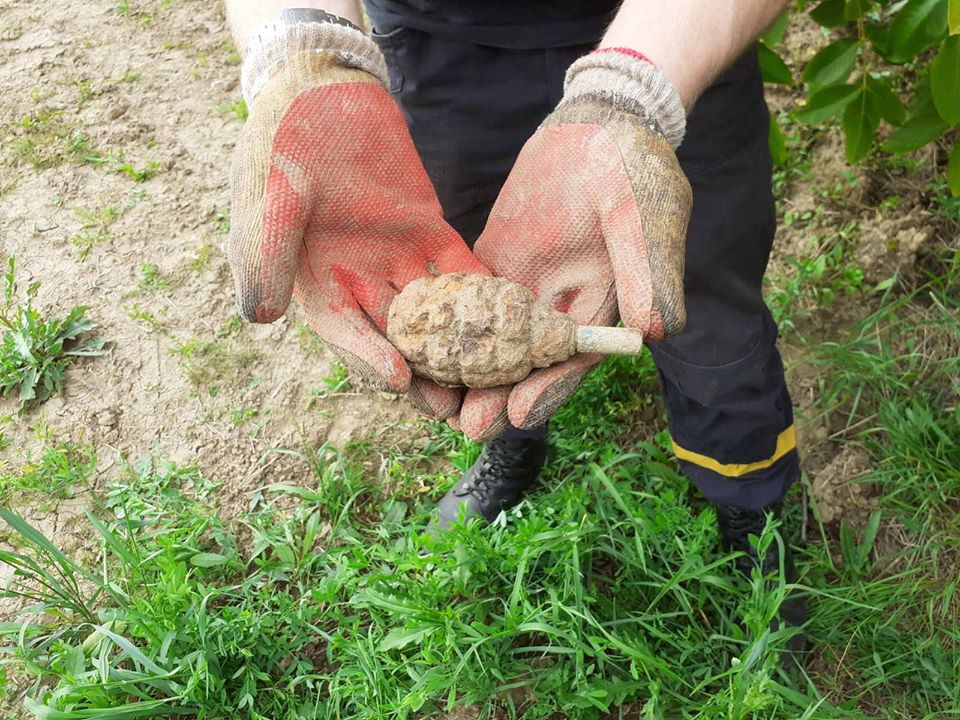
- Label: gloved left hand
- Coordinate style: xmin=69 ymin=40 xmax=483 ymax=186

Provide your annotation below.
xmin=456 ymin=49 xmax=693 ymax=440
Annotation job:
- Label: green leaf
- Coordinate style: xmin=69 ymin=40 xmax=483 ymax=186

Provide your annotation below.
xmin=794 ymin=83 xmax=859 ymax=123
xmin=887 ymin=0 xmax=948 ymax=63
xmin=947 ymin=138 xmax=960 ymax=196
xmin=844 ymin=0 xmax=870 ymax=20
xmin=865 ymin=21 xmax=892 ymax=58
xmin=910 ymin=74 xmax=939 ymax=117
xmin=758 ymin=43 xmax=794 ymax=85
xmin=950 ymin=0 xmax=960 ymax=33
xmin=873 ymin=276 xmax=897 ymax=292
xmin=842 ymin=87 xmax=881 ymax=161
xmin=859 ymin=510 xmax=883 ymax=565
xmin=18 ymin=366 xmax=38 ymax=402
xmin=11 ymin=330 xmax=34 ymax=361
xmin=768 ymin=114 xmax=788 ymax=168
xmin=810 ymin=0 xmax=847 ymax=27
xmin=802 ymin=39 xmax=859 ymax=91
xmin=866 ymin=75 xmax=907 ymax=125
xmin=378 ymin=625 xmax=436 ymax=652
xmin=763 ymin=11 xmax=791 ymax=46
xmin=930 ymin=35 xmax=960 ymax=124
xmin=881 ymin=109 xmax=949 ymax=151
xmin=190 ymin=552 xmax=229 ymax=568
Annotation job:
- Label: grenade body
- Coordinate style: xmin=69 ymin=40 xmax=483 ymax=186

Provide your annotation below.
xmin=387 ymin=274 xmax=577 ymax=388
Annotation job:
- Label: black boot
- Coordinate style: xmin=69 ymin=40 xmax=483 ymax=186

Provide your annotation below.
xmin=435 ymin=435 xmax=548 ymax=530
xmin=715 ymin=503 xmax=808 ymax=657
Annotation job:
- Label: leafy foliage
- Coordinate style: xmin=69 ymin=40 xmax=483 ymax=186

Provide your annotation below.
xmin=0 ymin=257 xmax=105 ymax=405
xmin=765 ymin=0 xmax=960 ymax=193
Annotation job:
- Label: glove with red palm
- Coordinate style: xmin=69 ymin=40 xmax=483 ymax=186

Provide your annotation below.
xmin=457 ymin=49 xmax=692 ymax=440
xmin=228 ymin=11 xmax=486 ymax=418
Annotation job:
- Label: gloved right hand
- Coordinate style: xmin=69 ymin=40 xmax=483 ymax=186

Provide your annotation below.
xmin=227 ymin=12 xmax=487 ymax=418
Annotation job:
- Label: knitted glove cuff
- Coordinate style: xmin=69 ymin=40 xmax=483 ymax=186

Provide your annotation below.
xmin=562 ymin=49 xmax=686 ymax=149
xmin=241 ymin=15 xmax=389 ymax=106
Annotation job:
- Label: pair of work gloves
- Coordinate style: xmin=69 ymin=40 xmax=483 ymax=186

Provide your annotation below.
xmin=228 ymin=14 xmax=691 ymax=441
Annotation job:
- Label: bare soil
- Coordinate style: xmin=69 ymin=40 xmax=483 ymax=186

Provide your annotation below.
xmin=0 ymin=0 xmax=418 ymax=518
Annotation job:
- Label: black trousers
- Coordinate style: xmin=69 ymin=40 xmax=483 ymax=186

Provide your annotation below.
xmin=371 ymin=25 xmax=800 ymax=511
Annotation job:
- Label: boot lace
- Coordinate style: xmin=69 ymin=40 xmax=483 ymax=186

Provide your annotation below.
xmin=455 ymin=438 xmax=544 ymax=504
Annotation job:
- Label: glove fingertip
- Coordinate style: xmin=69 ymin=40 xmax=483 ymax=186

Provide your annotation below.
xmin=408 ymin=377 xmax=461 ymax=420
xmin=507 ymin=357 xmax=600 ymax=430
xmin=459 ymin=386 xmax=510 ymax=442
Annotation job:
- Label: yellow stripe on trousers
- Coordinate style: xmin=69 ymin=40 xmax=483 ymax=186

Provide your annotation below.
xmin=671 ymin=426 xmax=796 ymax=478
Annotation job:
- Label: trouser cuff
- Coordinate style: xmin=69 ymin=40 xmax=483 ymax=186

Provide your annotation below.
xmin=673 ymin=426 xmax=801 ymax=510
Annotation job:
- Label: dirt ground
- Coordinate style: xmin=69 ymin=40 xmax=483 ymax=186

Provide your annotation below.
xmin=0 ymin=0 xmax=421 ymax=538
xmin=0 ymin=3 xmax=954 ymax=715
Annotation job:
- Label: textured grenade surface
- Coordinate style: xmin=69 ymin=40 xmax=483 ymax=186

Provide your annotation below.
xmin=387 ymin=274 xmax=577 ymax=388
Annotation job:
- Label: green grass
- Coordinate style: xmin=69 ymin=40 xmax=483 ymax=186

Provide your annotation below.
xmin=0 ymin=439 xmax=96 ymax=503
xmin=1 ymin=246 xmax=958 ymax=718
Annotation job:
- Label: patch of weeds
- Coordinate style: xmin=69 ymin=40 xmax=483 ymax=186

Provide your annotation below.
xmin=119 ymin=70 xmax=141 ymax=83
xmin=125 ymin=303 xmax=165 ymax=332
xmin=70 ymin=202 xmax=121 ymax=260
xmin=0 ymin=258 xmax=104 ymax=405
xmin=115 ymin=158 xmax=160 ymax=183
xmin=817 ymin=169 xmax=860 ymax=204
xmin=217 ymin=315 xmax=243 ymax=338
xmin=75 ymin=80 xmax=94 ymax=106
xmin=228 ymin=405 xmax=258 ymax=427
xmin=928 ymin=177 xmax=960 ymax=232
xmin=771 ymin=114 xmax=816 ymax=201
xmin=28 ymin=87 xmax=50 ymax=104
xmin=69 ymin=190 xmax=142 ymax=259
xmin=214 ymin=212 xmax=230 ymax=234
xmin=296 ymin=322 xmax=321 ymax=355
xmin=216 ymin=97 xmax=248 ymax=122
xmin=185 ymin=241 xmax=215 ymax=272
xmin=878 ymin=194 xmax=902 ymax=212
xmin=169 ymin=337 xmax=259 ymax=393
xmin=222 ymin=41 xmax=241 ymax=65
xmin=105 ymin=453 xmax=235 ymax=559
xmin=306 ymin=360 xmax=352 ymax=407
xmin=5 ymin=110 xmax=95 ymax=170
xmin=0 ymin=442 xmax=816 ymax=720
xmin=321 ymin=360 xmax=351 ymax=394
xmin=84 ymin=147 xmax=161 ymax=182
xmin=766 ymin=222 xmax=865 ymax=334
xmin=810 ymin=265 xmax=960 ymax=480
xmin=114 ymin=0 xmax=152 ymax=24
xmin=0 ymin=439 xmax=96 ymax=502
xmin=137 ymin=262 xmax=172 ymax=291
xmin=781 ymin=205 xmax=822 ymax=228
